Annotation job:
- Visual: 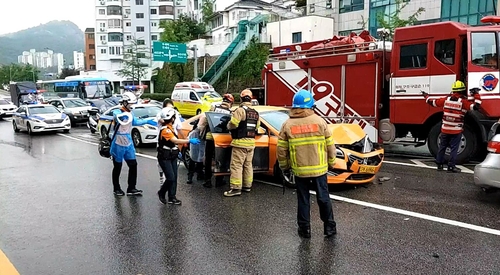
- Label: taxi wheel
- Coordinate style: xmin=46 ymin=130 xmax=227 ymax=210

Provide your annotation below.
xmin=196 ymin=109 xmax=202 ymax=115
xmin=181 ymin=147 xmax=191 ymax=169
xmin=132 ymin=129 xmax=142 ymax=147
xmin=12 ymin=120 xmax=20 ymax=132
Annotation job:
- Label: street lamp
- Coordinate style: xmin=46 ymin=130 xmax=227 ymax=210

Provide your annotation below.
xmin=189 ymin=45 xmax=199 ymax=81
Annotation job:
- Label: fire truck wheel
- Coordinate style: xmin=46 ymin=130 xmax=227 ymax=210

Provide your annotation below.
xmin=427 ymin=123 xmax=477 ymax=165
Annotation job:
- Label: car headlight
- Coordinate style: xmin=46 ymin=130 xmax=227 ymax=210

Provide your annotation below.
xmin=144 ymin=125 xmax=157 ymax=130
xmin=336 ymin=148 xmax=345 ymax=158
xmin=64 ymin=116 xmax=70 ymax=121
xmin=72 ymin=111 xmax=80 ymax=115
xmin=31 ymin=118 xmax=42 ymax=123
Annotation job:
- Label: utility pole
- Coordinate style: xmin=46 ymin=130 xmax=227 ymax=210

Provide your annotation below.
xmin=190 ymin=45 xmax=198 ymax=81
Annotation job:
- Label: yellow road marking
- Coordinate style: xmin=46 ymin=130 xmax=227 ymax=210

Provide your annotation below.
xmin=0 ymin=249 xmax=20 ymax=275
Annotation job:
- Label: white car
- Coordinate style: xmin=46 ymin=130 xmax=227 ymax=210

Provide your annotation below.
xmin=12 ymin=104 xmax=71 ymax=135
xmin=0 ymin=98 xmax=17 ymax=119
xmin=48 ymin=98 xmax=93 ymax=125
xmin=97 ymin=104 xmax=160 ymax=147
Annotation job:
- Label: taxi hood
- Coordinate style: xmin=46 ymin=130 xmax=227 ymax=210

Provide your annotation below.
xmin=328 ymin=124 xmax=366 ymax=145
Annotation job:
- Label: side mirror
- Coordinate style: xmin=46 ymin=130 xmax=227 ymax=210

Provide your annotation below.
xmin=57 ymin=105 xmax=64 ymax=109
xmin=257 ymin=127 xmax=267 ymax=135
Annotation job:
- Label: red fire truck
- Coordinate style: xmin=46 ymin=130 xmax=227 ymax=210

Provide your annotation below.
xmin=262 ymin=16 xmax=500 ymax=164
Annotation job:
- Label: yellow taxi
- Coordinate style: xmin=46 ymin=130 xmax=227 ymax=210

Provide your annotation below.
xmin=171 ymin=82 xmax=223 ymax=116
xmin=181 ymin=106 xmax=385 ymax=187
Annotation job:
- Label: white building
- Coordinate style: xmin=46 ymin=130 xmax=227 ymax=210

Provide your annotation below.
xmin=94 ymin=0 xmax=190 ymax=73
xmin=17 ymin=49 xmax=64 ymax=74
xmin=73 ymin=51 xmax=85 ymax=70
xmin=266 ymin=15 xmax=334 ymax=48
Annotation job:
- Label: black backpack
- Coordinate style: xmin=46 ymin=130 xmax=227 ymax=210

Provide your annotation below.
xmin=98 ymin=119 xmax=120 ymax=158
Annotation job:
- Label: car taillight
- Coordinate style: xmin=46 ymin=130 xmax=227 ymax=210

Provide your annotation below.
xmin=487 ymin=141 xmax=500 ymax=153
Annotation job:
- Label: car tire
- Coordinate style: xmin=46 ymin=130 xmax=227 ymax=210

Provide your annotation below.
xmin=427 ymin=122 xmax=477 ymax=165
xmin=63 ymin=129 xmax=70 ymax=133
xmin=100 ymin=125 xmax=108 ymax=139
xmin=27 ymin=122 xmax=33 ymax=136
xmin=132 ymin=129 xmax=142 ymax=147
xmin=196 ymin=109 xmax=202 ymax=115
xmin=90 ymin=129 xmax=96 ymax=134
xmin=12 ymin=120 xmax=20 ymax=132
xmin=274 ymin=162 xmax=296 ymax=189
xmin=182 ymin=146 xmax=191 ymax=169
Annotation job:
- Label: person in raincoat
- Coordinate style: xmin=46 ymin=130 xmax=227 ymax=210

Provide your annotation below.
xmin=110 ymin=91 xmax=157 ymax=196
xmin=186 ymin=118 xmax=205 ymax=183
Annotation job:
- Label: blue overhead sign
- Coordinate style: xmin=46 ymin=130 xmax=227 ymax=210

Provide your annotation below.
xmin=152 ymin=41 xmax=188 ymax=64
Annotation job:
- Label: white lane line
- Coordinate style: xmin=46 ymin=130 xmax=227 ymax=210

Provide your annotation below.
xmin=457 ymin=165 xmax=474 ymax=173
xmin=383 ymin=160 xmax=474 ymax=174
xmin=60 ymin=133 xmax=496 ymax=235
xmin=309 ymin=190 xmax=500 ymax=236
xmin=410 ymin=159 xmax=427 ymax=167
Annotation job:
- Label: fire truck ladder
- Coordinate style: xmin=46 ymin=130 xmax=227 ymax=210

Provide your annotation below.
xmin=201 ymin=15 xmax=265 ymax=84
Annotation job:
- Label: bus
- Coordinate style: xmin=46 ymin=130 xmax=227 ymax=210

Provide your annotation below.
xmin=38 ymin=77 xmax=113 ymax=99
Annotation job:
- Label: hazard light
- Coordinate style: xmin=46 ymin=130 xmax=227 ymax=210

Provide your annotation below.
xmin=191 ymin=84 xmax=202 ymax=88
xmin=480 ymin=16 xmax=500 ymax=24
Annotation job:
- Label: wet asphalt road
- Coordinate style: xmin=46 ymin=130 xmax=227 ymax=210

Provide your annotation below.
xmin=1 ymin=119 xmax=500 ymax=274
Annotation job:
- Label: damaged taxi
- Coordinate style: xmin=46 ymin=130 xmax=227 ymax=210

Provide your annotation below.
xmin=181 ymin=106 xmax=384 ymax=187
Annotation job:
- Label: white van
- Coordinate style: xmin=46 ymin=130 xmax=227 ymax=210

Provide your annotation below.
xmin=171 ymin=82 xmax=223 ymax=116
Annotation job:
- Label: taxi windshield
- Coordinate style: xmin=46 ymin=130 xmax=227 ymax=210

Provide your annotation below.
xmin=260 ymin=110 xmax=290 ymax=130
xmin=197 ymin=91 xmax=221 ymax=99
xmin=29 ymin=106 xmax=60 ymax=114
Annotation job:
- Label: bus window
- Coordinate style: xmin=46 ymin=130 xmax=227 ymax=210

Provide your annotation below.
xmin=471 ymin=32 xmax=498 ymax=69
xmin=83 ymin=81 xmax=113 ymax=98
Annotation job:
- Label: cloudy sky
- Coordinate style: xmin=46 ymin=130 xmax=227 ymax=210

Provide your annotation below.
xmin=0 ymin=0 xmax=94 ymax=35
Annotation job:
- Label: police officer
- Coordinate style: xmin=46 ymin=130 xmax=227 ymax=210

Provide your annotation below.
xmin=198 ymin=93 xmax=234 ymax=188
xmin=277 ymin=89 xmax=337 ymax=238
xmin=110 ymin=92 xmax=157 ymax=196
xmin=224 ymin=90 xmax=260 ymax=197
xmin=423 ymin=80 xmax=482 ymax=172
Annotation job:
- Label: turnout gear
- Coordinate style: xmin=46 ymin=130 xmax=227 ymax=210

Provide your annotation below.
xmin=277 ymin=94 xmax=337 ymax=238
xmin=225 ymin=100 xmax=261 ymax=195
xmin=277 ymin=109 xmax=336 ymax=177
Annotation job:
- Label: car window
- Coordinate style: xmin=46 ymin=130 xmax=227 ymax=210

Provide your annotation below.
xmin=189 ymin=92 xmax=198 ymax=101
xmin=28 ymin=105 xmax=60 ymax=115
xmin=196 ymin=91 xmax=221 ymax=99
xmin=205 ymin=112 xmax=231 ymax=134
xmin=63 ymin=99 xmax=88 ymax=108
xmin=132 ymin=106 xmax=161 ymax=118
xmin=104 ymin=106 xmax=119 ymax=116
xmin=0 ymin=99 xmax=10 ymax=105
xmin=259 ymin=110 xmax=290 ymax=131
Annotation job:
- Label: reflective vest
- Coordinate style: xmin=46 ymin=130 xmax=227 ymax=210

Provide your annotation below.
xmin=213 ymin=105 xmax=231 ymax=115
xmin=230 ymin=106 xmax=259 ymax=139
xmin=441 ymin=96 xmax=467 ymax=134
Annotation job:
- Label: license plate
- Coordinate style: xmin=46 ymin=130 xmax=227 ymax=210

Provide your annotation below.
xmin=359 ymin=165 xmax=376 ymax=174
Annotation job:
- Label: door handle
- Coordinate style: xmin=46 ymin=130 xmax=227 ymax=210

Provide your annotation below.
xmin=396 ymin=90 xmax=406 ymax=93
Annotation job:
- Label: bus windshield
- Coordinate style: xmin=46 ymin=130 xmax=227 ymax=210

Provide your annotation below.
xmin=83 ymin=81 xmax=112 ymax=99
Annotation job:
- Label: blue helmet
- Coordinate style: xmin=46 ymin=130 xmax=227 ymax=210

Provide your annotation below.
xmin=292 ymin=89 xmax=315 ymax=109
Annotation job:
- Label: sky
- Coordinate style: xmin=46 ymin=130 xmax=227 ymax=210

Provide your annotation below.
xmin=0 ymin=0 xmax=95 ymax=35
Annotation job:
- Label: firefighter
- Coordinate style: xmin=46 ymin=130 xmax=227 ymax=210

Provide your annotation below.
xmin=277 ymin=89 xmax=337 ymax=238
xmin=110 ymin=92 xmax=157 ymax=196
xmin=422 ymin=80 xmax=482 ymax=172
xmin=198 ymin=93 xmax=234 ymax=188
xmin=224 ymin=90 xmax=260 ymax=197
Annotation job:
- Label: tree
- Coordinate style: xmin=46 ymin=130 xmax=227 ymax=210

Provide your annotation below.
xmin=159 ymin=14 xmax=205 ymax=82
xmin=375 ymin=0 xmax=425 ymax=40
xmin=58 ymin=68 xmax=79 ymax=79
xmin=201 ymin=0 xmax=214 ymax=26
xmin=117 ymin=38 xmax=151 ymax=84
xmin=0 ymin=64 xmax=40 ymax=86
xmin=357 ymin=15 xmax=368 ymax=30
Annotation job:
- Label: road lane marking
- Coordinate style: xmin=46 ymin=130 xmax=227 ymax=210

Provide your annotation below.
xmin=457 ymin=165 xmax=474 ymax=173
xmin=0 ymin=249 xmax=20 ymax=275
xmin=60 ymin=133 xmax=495 ymax=234
xmin=410 ymin=159 xmax=427 ymax=166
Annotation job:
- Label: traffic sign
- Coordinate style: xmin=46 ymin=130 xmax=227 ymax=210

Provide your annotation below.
xmin=152 ymin=41 xmax=188 ymax=63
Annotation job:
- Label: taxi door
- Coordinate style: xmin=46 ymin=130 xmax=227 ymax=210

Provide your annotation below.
xmin=205 ymin=112 xmax=270 ymax=176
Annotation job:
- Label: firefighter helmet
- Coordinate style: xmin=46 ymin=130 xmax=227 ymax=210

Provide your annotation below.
xmin=292 ymin=89 xmax=315 ymax=109
xmin=451 ymin=80 xmax=466 ymax=93
xmin=240 ymin=89 xmax=253 ymax=101
xmin=223 ymin=93 xmax=234 ymax=103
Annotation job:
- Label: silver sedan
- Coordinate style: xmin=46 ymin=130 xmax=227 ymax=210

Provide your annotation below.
xmin=474 ymin=122 xmax=500 ymax=191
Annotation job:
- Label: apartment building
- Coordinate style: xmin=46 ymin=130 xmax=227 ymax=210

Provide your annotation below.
xmin=84 ymin=28 xmax=97 ymax=71
xmin=18 ymin=49 xmax=64 ymax=74
xmin=94 ymin=0 xmax=190 ymax=72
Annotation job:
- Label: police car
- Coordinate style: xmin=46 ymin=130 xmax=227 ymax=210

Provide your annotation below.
xmin=12 ymin=104 xmax=71 ymax=135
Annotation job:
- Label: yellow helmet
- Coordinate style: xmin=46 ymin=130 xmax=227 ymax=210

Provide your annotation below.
xmin=451 ymin=80 xmax=466 ymax=92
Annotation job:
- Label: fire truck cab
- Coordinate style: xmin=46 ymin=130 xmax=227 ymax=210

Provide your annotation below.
xmin=263 ymin=17 xmax=500 ymax=164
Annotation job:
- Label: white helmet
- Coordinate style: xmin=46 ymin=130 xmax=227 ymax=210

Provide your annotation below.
xmin=160 ymin=107 xmax=176 ymax=120
xmin=120 ymin=91 xmax=138 ymax=104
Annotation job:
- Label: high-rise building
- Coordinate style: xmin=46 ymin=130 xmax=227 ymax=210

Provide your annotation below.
xmin=17 ymin=49 xmax=64 ymax=74
xmin=73 ymin=51 xmax=85 ymax=70
xmin=94 ymin=0 xmax=188 ymax=72
xmin=84 ymin=28 xmax=97 ymax=71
